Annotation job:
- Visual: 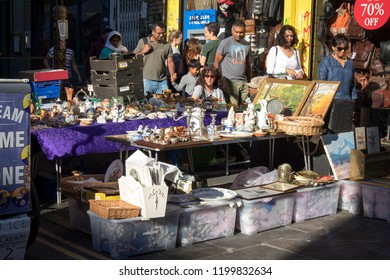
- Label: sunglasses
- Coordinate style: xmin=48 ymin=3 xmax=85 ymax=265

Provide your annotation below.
xmin=337 ymin=46 xmax=349 ymax=52
xmin=204 ymin=74 xmax=216 ymax=79
xmin=153 ymin=30 xmax=165 ymax=35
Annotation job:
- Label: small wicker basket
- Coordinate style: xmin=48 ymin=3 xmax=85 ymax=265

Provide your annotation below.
xmin=61 ymin=174 xmax=119 ymax=200
xmin=89 ymin=199 xmax=141 ymax=219
xmin=275 ymin=115 xmax=324 ymax=136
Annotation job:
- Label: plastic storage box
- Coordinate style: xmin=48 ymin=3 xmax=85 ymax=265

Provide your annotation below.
xmin=177 ymin=199 xmax=240 ymax=246
xmin=337 ymin=180 xmax=362 ymax=214
xmin=236 ymin=192 xmax=296 ymax=235
xmin=31 ymin=80 xmax=60 ymax=99
xmin=293 ymin=183 xmax=340 ymax=223
xmin=361 ymin=182 xmax=390 ymax=222
xmin=88 ymin=204 xmax=180 ymax=259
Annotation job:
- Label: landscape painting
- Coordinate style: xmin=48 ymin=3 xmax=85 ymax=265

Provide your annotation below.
xmin=253 ymin=78 xmax=313 ymax=115
xmin=321 ymin=132 xmax=355 ymax=180
xmin=297 ymin=81 xmax=340 ymax=118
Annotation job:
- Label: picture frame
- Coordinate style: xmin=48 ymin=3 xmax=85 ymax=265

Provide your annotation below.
xmin=366 ymin=126 xmax=381 ymax=154
xmin=321 ymin=132 xmax=355 ymax=180
xmin=252 ymin=78 xmax=313 ymax=115
xmin=296 ymin=81 xmax=340 ymax=118
xmin=354 ymin=127 xmax=367 ymax=150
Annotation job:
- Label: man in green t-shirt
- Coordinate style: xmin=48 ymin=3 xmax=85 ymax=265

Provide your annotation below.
xmin=200 ymin=22 xmax=220 ymax=68
xmin=133 ymin=22 xmax=176 ymax=95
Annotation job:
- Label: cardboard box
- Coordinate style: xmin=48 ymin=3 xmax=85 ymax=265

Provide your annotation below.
xmin=177 ymin=199 xmax=240 ymax=246
xmin=19 ymin=69 xmax=68 ymax=82
xmin=87 ymin=204 xmax=180 ymax=259
xmin=350 ymin=149 xmax=390 ymax=180
xmin=361 ymin=181 xmax=390 ymax=222
xmin=91 ymin=68 xmax=143 ymax=87
xmin=337 ymin=180 xmax=362 ymax=214
xmin=293 ymin=183 xmax=340 ymax=223
xmin=120 ymin=184 xmax=169 ymax=219
xmin=89 ymin=54 xmax=143 ymax=72
xmin=236 ymin=192 xmax=296 ymax=235
xmin=0 ymin=214 xmax=30 ymax=260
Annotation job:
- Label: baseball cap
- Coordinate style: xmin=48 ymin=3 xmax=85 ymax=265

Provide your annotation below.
xmin=247 ymin=76 xmax=265 ymax=88
xmin=217 ymin=0 xmax=235 ymax=5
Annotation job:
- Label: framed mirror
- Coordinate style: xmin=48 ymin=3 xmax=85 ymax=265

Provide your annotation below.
xmin=252 ymin=78 xmax=313 ymax=115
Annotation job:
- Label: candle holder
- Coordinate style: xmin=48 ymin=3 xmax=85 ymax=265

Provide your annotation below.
xmin=65 ymin=87 xmax=74 ymax=112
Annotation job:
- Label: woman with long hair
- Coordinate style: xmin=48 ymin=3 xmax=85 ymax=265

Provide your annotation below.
xmin=192 ymin=65 xmax=228 ymax=103
xmin=182 ymin=38 xmax=202 ymax=72
xmin=266 ymin=25 xmax=304 ymax=79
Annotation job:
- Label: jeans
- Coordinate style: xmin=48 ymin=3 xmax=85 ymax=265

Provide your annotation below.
xmin=143 ymin=79 xmax=169 ymax=95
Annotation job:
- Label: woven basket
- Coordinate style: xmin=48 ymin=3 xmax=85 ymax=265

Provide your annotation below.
xmin=61 ymin=174 xmax=119 ymax=200
xmin=275 ymin=115 xmax=324 ymax=136
xmin=89 ymin=200 xmax=141 ymax=219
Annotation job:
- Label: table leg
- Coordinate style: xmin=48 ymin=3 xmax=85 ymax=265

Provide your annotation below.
xmin=119 ymin=144 xmax=123 ymax=161
xmin=300 ymin=136 xmax=309 ymax=170
xmin=306 ymin=136 xmax=311 ymax=170
xmin=187 ymin=148 xmax=194 ymax=171
xmin=225 ymin=144 xmax=230 ymax=176
xmin=55 ymin=158 xmax=62 ymax=204
xmin=31 ymin=153 xmax=39 ymax=183
xmin=269 ymin=138 xmax=276 ymax=170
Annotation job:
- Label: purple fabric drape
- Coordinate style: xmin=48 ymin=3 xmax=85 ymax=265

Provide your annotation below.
xmin=31 ymin=112 xmax=227 ymax=160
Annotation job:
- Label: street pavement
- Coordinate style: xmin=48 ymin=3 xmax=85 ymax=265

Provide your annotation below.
xmin=25 ymin=200 xmax=390 ymax=260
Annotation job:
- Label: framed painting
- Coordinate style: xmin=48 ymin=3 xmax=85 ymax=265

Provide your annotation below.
xmin=366 ymin=126 xmax=381 ymax=154
xmin=296 ymin=81 xmax=340 ymax=118
xmin=252 ymin=78 xmax=313 ymax=115
xmin=354 ymin=127 xmax=367 ymax=150
xmin=321 ymin=131 xmax=355 ymax=180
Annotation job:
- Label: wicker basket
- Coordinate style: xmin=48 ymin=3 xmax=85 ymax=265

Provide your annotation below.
xmin=89 ymin=199 xmax=141 ymax=219
xmin=61 ymin=174 xmax=119 ymax=200
xmin=275 ymin=115 xmax=324 ymax=136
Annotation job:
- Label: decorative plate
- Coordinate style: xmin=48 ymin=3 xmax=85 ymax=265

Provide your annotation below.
xmin=104 ymin=159 xmax=124 ymax=183
xmin=267 ymin=99 xmax=284 ymax=114
xmin=191 ymin=187 xmax=237 ymax=201
xmin=219 ymin=131 xmax=253 ymax=138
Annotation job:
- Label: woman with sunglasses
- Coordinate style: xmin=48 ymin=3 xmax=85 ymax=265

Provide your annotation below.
xmin=318 ymin=34 xmax=357 ymax=133
xmin=192 ymin=66 xmax=228 ymax=103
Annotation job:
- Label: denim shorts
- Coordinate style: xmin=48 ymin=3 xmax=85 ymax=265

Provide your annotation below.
xmin=143 ymin=79 xmax=169 ymax=95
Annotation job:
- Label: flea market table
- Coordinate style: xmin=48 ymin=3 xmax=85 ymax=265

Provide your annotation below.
xmin=30 ymin=112 xmax=227 ymax=204
xmin=105 ymin=133 xmax=291 ymax=176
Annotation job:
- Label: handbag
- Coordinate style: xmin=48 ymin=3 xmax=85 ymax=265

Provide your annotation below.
xmin=370 ymin=48 xmax=385 ymax=75
xmin=380 ymin=40 xmax=390 ymax=66
xmin=371 ymin=89 xmax=390 ymax=108
xmin=329 ymin=2 xmax=351 ymax=36
xmin=353 ymin=40 xmax=375 ymax=70
xmin=366 ymin=75 xmax=388 ymax=92
xmin=244 ymin=19 xmax=255 ymax=35
xmin=347 ymin=14 xmax=366 ymax=40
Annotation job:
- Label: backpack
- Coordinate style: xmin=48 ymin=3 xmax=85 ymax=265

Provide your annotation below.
xmin=328 ymin=2 xmax=351 ymax=36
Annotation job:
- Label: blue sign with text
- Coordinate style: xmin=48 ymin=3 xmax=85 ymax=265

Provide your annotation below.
xmin=183 ymin=9 xmax=217 ymax=41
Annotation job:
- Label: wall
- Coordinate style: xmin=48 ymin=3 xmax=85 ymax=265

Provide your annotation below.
xmin=283 ymin=0 xmax=313 ymax=79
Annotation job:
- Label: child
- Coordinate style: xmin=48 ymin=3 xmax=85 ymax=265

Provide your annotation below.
xmin=171 ymin=59 xmax=200 ymax=97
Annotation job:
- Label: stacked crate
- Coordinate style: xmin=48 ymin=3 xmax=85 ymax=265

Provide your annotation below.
xmin=89 ymin=54 xmax=144 ymax=99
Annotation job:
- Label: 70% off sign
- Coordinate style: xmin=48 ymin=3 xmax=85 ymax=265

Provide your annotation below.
xmin=354 ymin=0 xmax=389 ymax=30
